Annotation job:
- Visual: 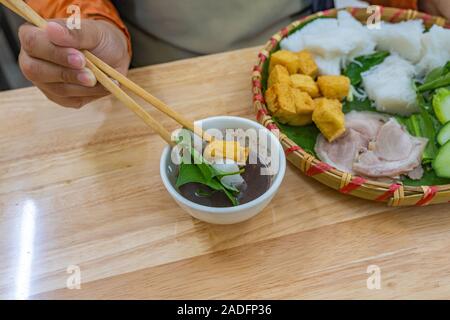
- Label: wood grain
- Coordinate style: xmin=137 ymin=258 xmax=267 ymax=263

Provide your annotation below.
xmin=0 ymin=47 xmax=449 ymax=300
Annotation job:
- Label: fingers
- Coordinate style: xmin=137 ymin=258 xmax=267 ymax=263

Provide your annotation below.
xmin=39 ymin=84 xmax=109 ymax=109
xmin=40 ymin=90 xmax=92 ymax=109
xmin=38 ymin=83 xmax=108 ymax=98
xmin=46 ymin=20 xmax=103 ymax=50
xmin=19 ymin=50 xmax=97 ymax=87
xmin=18 ymin=23 xmax=86 ymax=69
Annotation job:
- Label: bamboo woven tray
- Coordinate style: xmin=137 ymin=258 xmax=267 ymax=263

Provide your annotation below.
xmin=252 ymin=7 xmax=450 ymax=207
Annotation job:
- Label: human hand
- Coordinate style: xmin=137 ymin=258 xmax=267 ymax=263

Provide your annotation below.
xmin=18 ymin=19 xmax=130 ymax=108
xmin=420 ymin=0 xmax=450 ymax=20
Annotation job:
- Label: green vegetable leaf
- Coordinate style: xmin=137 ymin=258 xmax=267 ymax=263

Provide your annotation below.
xmin=343 ymin=51 xmax=390 ymax=87
xmin=275 ymin=120 xmax=320 ymax=156
xmin=342 ymin=97 xmax=374 ymax=113
xmin=402 ymin=167 xmax=450 ymax=186
xmin=176 ymin=163 xmax=240 ymax=206
xmin=418 ymin=61 xmax=450 ymax=92
xmin=175 ymin=145 xmax=242 ymax=206
xmin=220 ymin=186 xmax=239 ymax=206
xmin=176 ymin=163 xmax=220 ymax=190
xmin=396 ymin=94 xmax=441 ymax=164
xmin=418 ymin=73 xmax=450 ymax=92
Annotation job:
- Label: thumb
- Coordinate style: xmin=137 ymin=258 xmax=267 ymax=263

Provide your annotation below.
xmin=46 ymin=20 xmax=103 ymax=50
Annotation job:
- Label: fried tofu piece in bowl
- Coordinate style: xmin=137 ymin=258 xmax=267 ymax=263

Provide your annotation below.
xmin=204 ymin=140 xmax=249 ymax=164
xmin=317 ymin=75 xmax=350 ymax=101
xmin=312 ymin=98 xmax=346 ymax=142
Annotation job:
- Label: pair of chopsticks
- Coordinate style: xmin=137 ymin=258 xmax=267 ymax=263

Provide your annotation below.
xmin=1 ymin=0 xmax=210 ymax=146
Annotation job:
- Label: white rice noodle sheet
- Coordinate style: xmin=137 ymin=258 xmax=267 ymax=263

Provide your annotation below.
xmin=416 ymin=25 xmax=450 ymax=77
xmin=314 ymin=56 xmax=342 ymax=75
xmin=280 ymin=11 xmax=376 ymax=75
xmin=337 ymin=11 xmax=376 ymax=62
xmin=362 ymin=55 xmax=419 ymax=116
xmin=371 ymin=20 xmax=424 ymax=63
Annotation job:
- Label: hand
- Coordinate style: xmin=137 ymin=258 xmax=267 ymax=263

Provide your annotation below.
xmin=18 ymin=19 xmax=131 ymax=108
xmin=420 ymin=0 xmax=450 ymax=20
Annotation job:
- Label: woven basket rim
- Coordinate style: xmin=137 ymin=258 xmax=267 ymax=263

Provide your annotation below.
xmin=252 ymin=6 xmax=450 ymax=206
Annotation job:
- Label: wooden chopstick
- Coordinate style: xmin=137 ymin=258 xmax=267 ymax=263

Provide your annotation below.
xmin=1 ymin=0 xmax=22 ymax=17
xmin=84 ymin=59 xmax=174 ymax=144
xmin=3 ymin=0 xmax=174 ymax=145
xmin=84 ymin=52 xmax=211 ymax=142
xmin=2 ymin=0 xmax=209 ymax=144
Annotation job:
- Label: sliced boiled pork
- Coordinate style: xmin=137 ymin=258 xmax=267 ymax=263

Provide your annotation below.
xmin=353 ymin=119 xmax=428 ymax=178
xmin=315 ymin=111 xmax=428 ymax=180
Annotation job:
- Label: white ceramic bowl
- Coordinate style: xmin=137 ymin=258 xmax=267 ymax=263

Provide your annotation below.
xmin=160 ymin=116 xmax=286 ymax=224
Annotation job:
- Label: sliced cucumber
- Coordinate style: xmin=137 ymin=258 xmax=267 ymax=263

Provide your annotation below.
xmin=437 ymin=122 xmax=450 ymax=146
xmin=433 ymin=88 xmax=450 ymax=125
xmin=433 ymin=141 xmax=450 ymax=178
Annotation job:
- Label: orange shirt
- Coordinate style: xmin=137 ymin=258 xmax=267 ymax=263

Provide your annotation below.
xmin=26 ymin=0 xmax=419 ymax=55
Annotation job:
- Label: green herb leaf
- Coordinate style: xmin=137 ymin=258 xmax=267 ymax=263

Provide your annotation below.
xmin=343 ymin=51 xmax=390 ymax=87
xmin=402 ymin=168 xmax=450 ymax=186
xmin=274 ymin=120 xmax=320 ymax=156
xmin=417 ymin=61 xmax=450 ymax=92
xmin=342 ymin=97 xmax=374 ymax=113
xmin=176 ymin=163 xmax=240 ymax=205
xmin=176 ymin=163 xmax=220 ymax=190
xmin=175 ymin=145 xmax=241 ymax=206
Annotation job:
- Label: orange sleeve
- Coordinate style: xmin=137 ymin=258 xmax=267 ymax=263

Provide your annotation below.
xmin=25 ymin=0 xmax=132 ymax=55
xmin=368 ymin=0 xmax=418 ymax=9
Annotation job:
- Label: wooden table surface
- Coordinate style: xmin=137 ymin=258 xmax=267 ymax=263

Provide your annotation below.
xmin=1 ymin=47 xmax=450 ymax=300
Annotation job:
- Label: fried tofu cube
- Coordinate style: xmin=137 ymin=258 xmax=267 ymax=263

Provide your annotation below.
xmin=296 ymin=50 xmax=318 ymax=78
xmin=265 ymin=83 xmax=315 ymax=126
xmin=269 ymin=50 xmax=300 ymax=74
xmin=317 ymin=75 xmax=350 ymax=101
xmin=290 ymin=74 xmax=320 ymax=98
xmin=204 ymin=140 xmax=249 ymax=164
xmin=292 ymin=89 xmax=315 ymax=115
xmin=312 ymin=98 xmax=346 ymax=142
xmin=268 ymin=65 xmax=291 ymax=88
xmin=289 ymin=89 xmax=315 ymax=126
xmin=265 ymin=82 xmax=293 ymax=115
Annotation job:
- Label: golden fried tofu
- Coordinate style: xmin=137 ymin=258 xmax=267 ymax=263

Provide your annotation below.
xmin=317 ymin=75 xmax=350 ymax=101
xmin=312 ymin=98 xmax=346 ymax=142
xmin=204 ymin=140 xmax=249 ymax=164
xmin=268 ymin=65 xmax=291 ymax=88
xmin=286 ymin=89 xmax=315 ymax=126
xmin=292 ymin=89 xmax=315 ymax=114
xmin=265 ymin=84 xmax=315 ymax=126
xmin=290 ymin=74 xmax=320 ymax=98
xmin=296 ymin=50 xmax=318 ymax=78
xmin=265 ymin=83 xmax=292 ymax=115
xmin=269 ymin=50 xmax=300 ymax=74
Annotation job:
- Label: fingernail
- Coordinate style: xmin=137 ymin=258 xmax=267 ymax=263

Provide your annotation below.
xmin=68 ymin=54 xmax=84 ymax=68
xmin=77 ymin=69 xmax=97 ymax=87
